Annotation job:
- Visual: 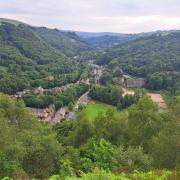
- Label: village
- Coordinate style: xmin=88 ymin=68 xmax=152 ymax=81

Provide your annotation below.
xmin=27 ymin=90 xmax=90 ymax=125
xmin=11 ymin=62 xmax=167 ymax=125
xmin=1 ymin=4 xmax=179 ymax=178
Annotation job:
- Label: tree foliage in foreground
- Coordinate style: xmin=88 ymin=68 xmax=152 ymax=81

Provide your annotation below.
xmin=0 ymin=93 xmax=63 ymax=179
xmin=1 ymin=93 xmax=180 ymax=179
xmin=49 ymin=169 xmax=173 ymax=180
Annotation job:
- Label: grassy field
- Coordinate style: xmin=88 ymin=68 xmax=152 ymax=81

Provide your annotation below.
xmin=84 ymin=101 xmax=128 ymax=121
xmin=0 ymin=66 xmax=8 ymax=72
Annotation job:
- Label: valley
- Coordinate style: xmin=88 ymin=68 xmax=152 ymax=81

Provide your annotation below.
xmin=0 ymin=18 xmax=179 ymax=180
xmin=10 ymin=59 xmax=165 ymax=124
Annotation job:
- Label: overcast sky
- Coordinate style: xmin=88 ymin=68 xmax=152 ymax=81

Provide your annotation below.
xmin=1 ymin=0 xmax=180 ymax=33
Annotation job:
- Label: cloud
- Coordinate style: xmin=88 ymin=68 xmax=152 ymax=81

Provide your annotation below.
xmin=0 ymin=0 xmax=180 ymax=32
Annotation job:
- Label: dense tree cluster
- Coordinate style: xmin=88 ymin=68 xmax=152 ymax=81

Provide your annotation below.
xmin=0 ymin=93 xmax=179 ymax=179
xmin=31 ymin=27 xmax=92 ymax=56
xmin=99 ymin=71 xmax=113 ymax=85
xmin=53 ymin=95 xmax=180 ymax=178
xmin=54 ymin=169 xmax=172 ymax=180
xmin=0 ymin=23 xmax=89 ymax=94
xmin=76 ymin=31 xmax=150 ymax=48
xmin=89 ymin=85 xmax=139 ymax=109
xmin=0 ymin=94 xmax=63 ymax=179
xmin=23 ymin=83 xmax=89 ymax=109
xmin=94 ymin=32 xmax=180 ymax=93
xmin=0 ymin=20 xmax=180 ymax=180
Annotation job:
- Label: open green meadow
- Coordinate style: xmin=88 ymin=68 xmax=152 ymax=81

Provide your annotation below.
xmin=84 ymin=101 xmax=128 ymax=121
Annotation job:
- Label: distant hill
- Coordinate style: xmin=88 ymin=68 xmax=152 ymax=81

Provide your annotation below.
xmin=96 ymin=30 xmax=180 ymax=67
xmin=0 ymin=18 xmax=180 ymax=92
xmin=75 ymin=31 xmax=124 ymax=38
xmin=0 ymin=18 xmax=92 ymax=56
xmin=0 ymin=21 xmax=83 ymax=94
xmin=31 ymin=27 xmax=92 ymax=56
xmin=95 ymin=31 xmax=180 ymax=91
xmin=0 ymin=18 xmax=27 ymax=26
xmin=75 ymin=31 xmax=154 ymax=48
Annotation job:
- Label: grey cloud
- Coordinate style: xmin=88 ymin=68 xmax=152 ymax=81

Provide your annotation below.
xmin=0 ymin=0 xmax=180 ymax=32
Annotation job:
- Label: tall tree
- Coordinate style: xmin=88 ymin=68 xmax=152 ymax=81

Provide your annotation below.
xmin=151 ymin=97 xmax=180 ymax=168
xmin=128 ymin=96 xmax=162 ymax=151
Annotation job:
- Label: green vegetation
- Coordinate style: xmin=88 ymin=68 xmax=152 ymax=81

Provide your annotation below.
xmin=31 ymin=27 xmax=92 ymax=56
xmin=0 ymin=93 xmax=63 ymax=179
xmin=0 ymin=19 xmax=180 ymax=180
xmin=89 ymin=85 xmax=140 ymax=109
xmin=0 ymin=18 xmax=25 ymax=26
xmin=23 ymin=83 xmax=89 ymax=109
xmin=95 ymin=32 xmax=180 ymax=93
xmin=49 ymin=169 xmax=173 ymax=180
xmin=54 ymin=95 xmax=180 ymax=178
xmin=76 ymin=31 xmax=151 ymax=48
xmin=0 ymin=92 xmax=180 ymax=179
xmin=84 ymin=101 xmax=127 ymax=121
xmin=0 ymin=22 xmax=91 ymax=94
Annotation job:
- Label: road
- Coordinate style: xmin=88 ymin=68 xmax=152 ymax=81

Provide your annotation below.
xmin=74 ymin=91 xmax=89 ymax=111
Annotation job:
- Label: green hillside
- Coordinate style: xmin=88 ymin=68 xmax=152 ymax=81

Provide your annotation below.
xmin=0 ymin=18 xmax=179 ymax=180
xmin=31 ymin=27 xmax=92 ymax=56
xmin=0 ymin=22 xmax=81 ymax=94
xmin=95 ymin=32 xmax=180 ymax=92
xmin=75 ymin=31 xmax=156 ymax=48
xmin=78 ymin=33 xmax=150 ymax=48
xmin=0 ymin=18 xmax=27 ymax=26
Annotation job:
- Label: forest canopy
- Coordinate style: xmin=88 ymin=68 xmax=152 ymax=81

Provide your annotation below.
xmin=0 ymin=93 xmax=179 ymax=179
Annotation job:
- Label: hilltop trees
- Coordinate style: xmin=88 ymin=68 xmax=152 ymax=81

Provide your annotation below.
xmin=89 ymin=85 xmax=138 ymax=109
xmin=80 ymin=138 xmax=118 ymax=172
xmin=128 ymin=96 xmax=162 ymax=151
xmin=99 ymin=71 xmax=113 ymax=85
xmin=68 ymin=112 xmax=94 ymax=147
xmin=151 ymin=97 xmax=180 ymax=168
xmin=0 ymin=22 xmax=88 ymax=94
xmin=116 ymin=146 xmax=152 ymax=171
xmin=23 ymin=83 xmax=89 ymax=109
xmin=0 ymin=93 xmax=63 ymax=179
xmin=94 ymin=32 xmax=180 ymax=93
xmin=1 ymin=93 xmax=180 ymax=179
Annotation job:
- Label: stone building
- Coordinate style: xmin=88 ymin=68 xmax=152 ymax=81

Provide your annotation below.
xmin=34 ymin=86 xmax=44 ymax=95
xmin=125 ymin=78 xmax=146 ymax=88
xmin=28 ymin=105 xmax=55 ymax=122
xmin=52 ymin=107 xmax=67 ymax=124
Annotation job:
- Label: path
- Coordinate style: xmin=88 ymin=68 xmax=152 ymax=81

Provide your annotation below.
xmin=122 ymin=88 xmax=135 ymax=97
xmin=74 ymin=91 xmax=89 ymax=111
